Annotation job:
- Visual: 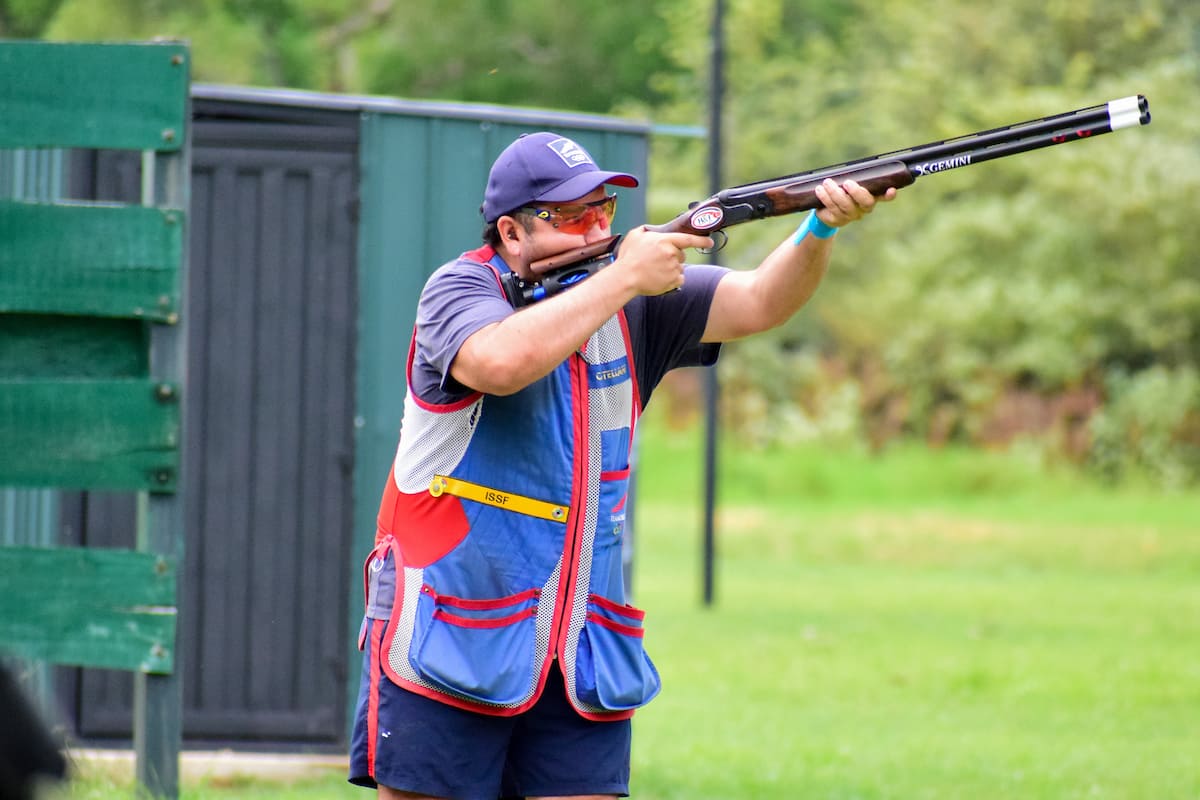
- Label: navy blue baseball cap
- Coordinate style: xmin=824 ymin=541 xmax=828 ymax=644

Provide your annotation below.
xmin=481 ymin=132 xmax=639 ymax=223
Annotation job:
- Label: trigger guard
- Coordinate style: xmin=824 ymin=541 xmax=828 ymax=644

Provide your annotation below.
xmin=698 ymin=229 xmax=728 ymax=255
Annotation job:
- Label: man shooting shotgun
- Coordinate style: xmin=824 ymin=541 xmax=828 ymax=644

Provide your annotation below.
xmin=348 ymin=95 xmax=1148 ymax=799
xmin=350 ymin=129 xmax=888 ymax=799
xmin=503 ymin=95 xmax=1151 ymax=306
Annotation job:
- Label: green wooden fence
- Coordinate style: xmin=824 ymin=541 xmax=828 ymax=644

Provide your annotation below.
xmin=0 ymin=40 xmax=190 ymax=799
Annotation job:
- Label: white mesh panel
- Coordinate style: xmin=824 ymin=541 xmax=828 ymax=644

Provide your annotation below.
xmin=583 ymin=317 xmax=633 ymax=434
xmin=386 ymin=565 xmax=426 ymax=683
xmin=391 ymin=393 xmax=483 ymax=492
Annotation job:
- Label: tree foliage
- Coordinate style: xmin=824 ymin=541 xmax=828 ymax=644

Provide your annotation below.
xmin=10 ymin=0 xmax=1199 ymax=483
xmin=651 ymin=0 xmax=1200 ymax=484
xmin=0 ymin=0 xmax=66 ymax=36
xmin=26 ymin=0 xmax=685 ymax=107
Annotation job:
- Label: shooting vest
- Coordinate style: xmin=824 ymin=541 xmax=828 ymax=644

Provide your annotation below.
xmin=371 ymin=247 xmax=660 ymax=720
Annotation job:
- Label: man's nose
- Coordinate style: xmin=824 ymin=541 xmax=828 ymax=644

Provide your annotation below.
xmin=583 ymin=219 xmax=611 ymax=243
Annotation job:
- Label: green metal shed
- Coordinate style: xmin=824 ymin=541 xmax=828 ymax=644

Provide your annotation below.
xmin=44 ymin=83 xmax=653 ymax=748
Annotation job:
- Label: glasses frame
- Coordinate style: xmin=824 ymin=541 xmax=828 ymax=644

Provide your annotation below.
xmin=518 ymin=194 xmax=618 ymax=234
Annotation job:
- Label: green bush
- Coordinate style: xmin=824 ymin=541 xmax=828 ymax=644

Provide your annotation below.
xmin=1088 ymin=366 xmax=1200 ymax=487
xmin=666 ymin=10 xmax=1200 ymax=486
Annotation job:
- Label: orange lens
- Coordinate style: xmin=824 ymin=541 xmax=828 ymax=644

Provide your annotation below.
xmin=531 ymin=195 xmax=617 ymax=234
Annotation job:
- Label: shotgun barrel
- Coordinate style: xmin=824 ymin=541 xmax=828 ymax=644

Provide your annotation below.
xmin=649 ymin=95 xmax=1151 ymax=237
xmin=508 ymin=96 xmax=1151 ymax=306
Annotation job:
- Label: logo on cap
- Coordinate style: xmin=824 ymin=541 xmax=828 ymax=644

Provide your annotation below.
xmin=547 ymin=137 xmax=594 ymax=169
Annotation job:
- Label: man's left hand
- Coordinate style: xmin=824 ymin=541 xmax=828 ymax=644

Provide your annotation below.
xmin=813 ymin=177 xmax=897 ymax=228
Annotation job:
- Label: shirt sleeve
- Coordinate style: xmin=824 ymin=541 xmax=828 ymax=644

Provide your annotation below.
xmin=412 ymin=260 xmax=513 ymax=404
xmin=412 ymin=258 xmax=730 ymax=408
xmin=625 ymin=263 xmax=730 ymax=408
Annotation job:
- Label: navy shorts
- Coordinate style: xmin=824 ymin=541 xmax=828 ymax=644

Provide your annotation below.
xmin=348 ymin=549 xmax=631 ymax=798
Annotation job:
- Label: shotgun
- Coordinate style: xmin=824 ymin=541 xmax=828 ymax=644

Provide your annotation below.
xmin=501 ymin=95 xmax=1151 ymax=308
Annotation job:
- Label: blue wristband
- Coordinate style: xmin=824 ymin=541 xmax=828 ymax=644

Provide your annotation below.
xmin=792 ymin=210 xmax=838 ymax=244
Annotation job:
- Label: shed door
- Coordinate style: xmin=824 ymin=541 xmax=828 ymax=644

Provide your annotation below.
xmin=62 ymin=116 xmax=359 ymax=746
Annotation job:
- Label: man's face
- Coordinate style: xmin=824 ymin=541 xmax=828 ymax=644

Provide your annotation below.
xmin=516 ymin=186 xmax=616 ymax=266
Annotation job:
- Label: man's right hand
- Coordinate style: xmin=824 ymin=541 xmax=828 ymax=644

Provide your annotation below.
xmin=613 ymin=226 xmax=714 ymax=297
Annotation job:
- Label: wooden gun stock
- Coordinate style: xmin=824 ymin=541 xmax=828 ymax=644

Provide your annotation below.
xmin=646 ymin=160 xmax=915 ymax=236
xmin=530 ymin=235 xmax=622 ymax=274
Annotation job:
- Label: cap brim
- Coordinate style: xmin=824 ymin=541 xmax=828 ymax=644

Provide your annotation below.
xmin=534 ymin=170 xmax=639 ymax=203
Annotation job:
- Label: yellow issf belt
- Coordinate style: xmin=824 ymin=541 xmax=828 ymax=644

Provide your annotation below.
xmin=428 ymin=475 xmax=570 ymax=524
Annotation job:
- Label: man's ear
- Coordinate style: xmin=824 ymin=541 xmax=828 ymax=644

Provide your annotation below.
xmin=497 ymin=216 xmax=519 ymax=237
xmin=497 ymin=217 xmax=524 ymax=252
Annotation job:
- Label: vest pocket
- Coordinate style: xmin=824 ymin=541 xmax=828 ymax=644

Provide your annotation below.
xmin=574 ymin=594 xmax=661 ymax=711
xmin=410 ymin=584 xmax=540 ymax=706
xmin=598 ymin=468 xmax=629 ymax=545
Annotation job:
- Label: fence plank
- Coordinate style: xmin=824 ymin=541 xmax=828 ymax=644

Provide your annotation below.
xmin=0 ymin=41 xmax=187 ymax=151
xmin=0 ymin=200 xmax=182 ymax=322
xmin=0 ymin=39 xmax=189 ymax=798
xmin=0 ymin=380 xmax=179 ymax=491
xmin=0 ymin=316 xmax=147 ymax=379
xmin=0 ymin=546 xmax=175 ymax=673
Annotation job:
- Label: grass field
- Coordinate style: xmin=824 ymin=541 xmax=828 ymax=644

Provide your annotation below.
xmin=53 ymin=407 xmax=1200 ymax=799
xmin=627 ymin=410 xmax=1200 ymax=799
